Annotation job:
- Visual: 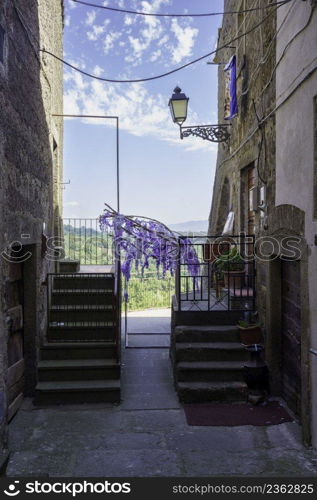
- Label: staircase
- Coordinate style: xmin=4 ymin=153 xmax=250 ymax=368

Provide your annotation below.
xmin=34 ymin=272 xmax=121 ymax=405
xmin=171 ymin=325 xmax=248 ymax=403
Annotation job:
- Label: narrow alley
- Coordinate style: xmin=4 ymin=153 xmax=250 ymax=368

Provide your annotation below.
xmin=6 ymin=338 xmax=317 ymax=477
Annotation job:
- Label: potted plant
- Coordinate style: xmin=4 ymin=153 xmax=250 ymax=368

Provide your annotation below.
xmin=215 ymin=247 xmax=245 ymax=289
xmin=243 ymin=344 xmax=270 ymax=401
xmin=237 ymin=316 xmax=263 ymax=345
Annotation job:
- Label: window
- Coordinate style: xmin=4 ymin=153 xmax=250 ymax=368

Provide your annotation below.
xmin=0 ymin=23 xmax=5 ymax=65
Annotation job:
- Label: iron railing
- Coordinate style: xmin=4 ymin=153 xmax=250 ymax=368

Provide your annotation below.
xmin=176 ymin=235 xmax=256 ymax=312
xmin=63 ymin=218 xmax=113 ymax=265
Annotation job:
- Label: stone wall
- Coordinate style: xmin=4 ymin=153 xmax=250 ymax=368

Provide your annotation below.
xmin=0 ymin=0 xmax=63 ymax=465
xmin=209 ymin=0 xmax=317 ymax=446
xmin=209 ymin=0 xmax=276 ymax=326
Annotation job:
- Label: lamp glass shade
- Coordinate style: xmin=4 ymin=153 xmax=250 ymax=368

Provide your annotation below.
xmin=169 ymin=87 xmax=189 ymax=125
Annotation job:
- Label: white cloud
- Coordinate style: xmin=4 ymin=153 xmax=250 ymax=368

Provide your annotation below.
xmin=85 ymin=10 xmax=96 ymax=26
xmin=86 ymin=19 xmax=110 ymax=42
xmin=104 ymin=31 xmax=122 ymax=54
xmin=64 ymin=70 xmax=215 ymax=153
xmin=170 ymin=19 xmax=198 ymax=63
xmin=68 ymin=0 xmax=77 ymax=9
xmin=149 ymin=49 xmax=161 ymax=62
xmin=93 ymin=65 xmax=104 ymax=77
xmin=87 ymin=25 xmax=105 ymax=41
xmin=124 ymin=15 xmax=135 ymax=26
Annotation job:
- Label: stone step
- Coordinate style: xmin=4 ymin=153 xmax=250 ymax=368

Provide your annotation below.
xmin=175 ymin=325 xmax=240 ymax=343
xmin=38 ymin=358 xmax=120 ymax=382
xmin=52 ymin=274 xmax=115 ymax=291
xmin=51 ymin=289 xmax=114 ymax=306
xmin=57 ymin=259 xmax=80 ymax=273
xmin=177 ymin=381 xmax=248 ymax=403
xmin=49 ymin=305 xmax=114 ymax=322
xmin=34 ymin=380 xmax=121 ymax=405
xmin=175 ymin=342 xmax=247 ymax=362
xmin=40 ymin=342 xmax=117 ymax=360
xmin=48 ymin=325 xmax=116 ymax=342
xmin=177 ymin=361 xmax=245 ymax=382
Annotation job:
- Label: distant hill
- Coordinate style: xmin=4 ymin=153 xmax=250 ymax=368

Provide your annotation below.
xmin=169 ymin=220 xmax=209 ymax=233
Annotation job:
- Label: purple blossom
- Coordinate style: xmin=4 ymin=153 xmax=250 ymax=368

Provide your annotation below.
xmin=99 ymin=210 xmax=200 ymax=301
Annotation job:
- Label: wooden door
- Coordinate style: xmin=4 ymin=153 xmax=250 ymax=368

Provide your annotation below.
xmin=7 ymin=260 xmax=25 ymax=420
xmin=281 ymin=260 xmax=301 ymax=418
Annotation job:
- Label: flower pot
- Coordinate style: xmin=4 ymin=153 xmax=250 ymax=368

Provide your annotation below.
xmin=223 ymin=270 xmax=245 ymax=289
xmin=238 ymin=325 xmax=263 ymax=345
xmin=243 ymin=344 xmax=269 ymax=392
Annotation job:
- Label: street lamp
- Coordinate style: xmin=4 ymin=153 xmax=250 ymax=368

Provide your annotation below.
xmin=169 ymin=86 xmax=189 ymax=125
xmin=169 ymin=87 xmax=231 ymax=143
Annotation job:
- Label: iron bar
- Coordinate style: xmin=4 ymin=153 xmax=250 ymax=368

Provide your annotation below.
xmin=52 ymin=114 xmax=120 ymax=213
xmin=177 ymin=235 xmax=256 ymax=313
xmin=179 ymin=123 xmax=231 ymax=143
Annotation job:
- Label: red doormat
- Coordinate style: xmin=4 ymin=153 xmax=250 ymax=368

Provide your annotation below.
xmin=184 ymin=401 xmax=293 ymax=427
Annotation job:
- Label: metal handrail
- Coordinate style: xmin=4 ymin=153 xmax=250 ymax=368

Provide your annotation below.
xmin=176 ymin=234 xmax=256 ymax=313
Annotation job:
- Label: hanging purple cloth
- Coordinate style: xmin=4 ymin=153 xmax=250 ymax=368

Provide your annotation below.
xmin=224 ymin=55 xmax=238 ymax=119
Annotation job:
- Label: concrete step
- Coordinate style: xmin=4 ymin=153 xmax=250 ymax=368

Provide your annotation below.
xmin=177 ymin=381 xmax=248 ymax=403
xmin=41 ymin=342 xmax=117 ymax=360
xmin=177 ymin=361 xmax=245 ymax=382
xmin=48 ymin=325 xmax=116 ymax=342
xmin=34 ymin=379 xmax=121 ymax=405
xmin=38 ymin=358 xmax=120 ymax=382
xmin=51 ymin=289 xmax=114 ymax=306
xmin=50 ymin=305 xmax=114 ymax=322
xmin=175 ymin=342 xmax=247 ymax=362
xmin=57 ymin=259 xmax=80 ymax=273
xmin=52 ymin=274 xmax=115 ymax=291
xmin=175 ymin=325 xmax=240 ymax=343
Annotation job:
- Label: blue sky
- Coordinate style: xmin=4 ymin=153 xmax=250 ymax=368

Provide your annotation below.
xmin=63 ymin=0 xmax=224 ymax=225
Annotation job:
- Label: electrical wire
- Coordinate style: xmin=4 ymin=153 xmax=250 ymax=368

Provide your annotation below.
xmin=70 ymin=0 xmax=291 ymax=18
xmin=41 ymin=3 xmax=285 ymax=83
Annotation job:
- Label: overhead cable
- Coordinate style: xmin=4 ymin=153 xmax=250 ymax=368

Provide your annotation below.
xmin=70 ymin=0 xmax=291 ymax=18
xmin=41 ymin=3 xmax=284 ymax=83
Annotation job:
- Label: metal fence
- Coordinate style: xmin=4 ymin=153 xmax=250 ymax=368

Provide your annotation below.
xmin=63 ymin=218 xmax=113 ymax=265
xmin=176 ymin=235 xmax=256 ymax=312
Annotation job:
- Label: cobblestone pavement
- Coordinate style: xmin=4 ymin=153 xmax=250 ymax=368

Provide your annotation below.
xmin=6 ymin=347 xmax=317 ymax=477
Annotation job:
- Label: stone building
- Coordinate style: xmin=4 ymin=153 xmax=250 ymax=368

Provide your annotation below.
xmin=274 ymin=0 xmax=317 ymax=448
xmin=209 ymin=0 xmax=317 ymax=446
xmin=0 ymin=0 xmax=64 ymax=467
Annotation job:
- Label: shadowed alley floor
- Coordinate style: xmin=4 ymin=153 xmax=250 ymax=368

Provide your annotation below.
xmin=5 ymin=317 xmax=317 ymax=477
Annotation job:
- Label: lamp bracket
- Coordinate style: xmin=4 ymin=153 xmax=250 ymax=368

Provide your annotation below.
xmin=180 ymin=124 xmax=231 ymax=143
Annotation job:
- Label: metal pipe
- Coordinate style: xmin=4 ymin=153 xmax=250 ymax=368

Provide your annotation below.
xmin=52 ymin=113 xmax=120 ymax=213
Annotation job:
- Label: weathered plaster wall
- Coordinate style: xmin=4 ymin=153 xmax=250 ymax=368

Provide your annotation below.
xmin=275 ymin=0 xmax=317 ymax=448
xmin=0 ymin=0 xmax=63 ymax=466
